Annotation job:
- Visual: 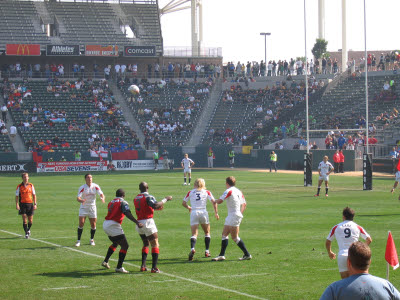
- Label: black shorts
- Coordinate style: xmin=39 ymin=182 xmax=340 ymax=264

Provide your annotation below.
xmin=154 ymin=159 xmax=158 ymax=164
xmin=108 ymin=234 xmax=125 ymax=243
xmin=19 ymin=203 xmax=34 ymax=216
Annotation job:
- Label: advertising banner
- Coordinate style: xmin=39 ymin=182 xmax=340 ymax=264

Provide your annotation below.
xmin=124 ymin=46 xmax=156 ymax=57
xmin=46 ymin=45 xmax=80 ymax=56
xmin=37 ymin=161 xmax=107 ymax=173
xmin=85 ymin=45 xmax=119 ymax=57
xmin=113 ymin=160 xmax=164 ymax=170
xmin=6 ymin=44 xmax=41 ymax=56
xmin=0 ymin=162 xmax=36 ymax=173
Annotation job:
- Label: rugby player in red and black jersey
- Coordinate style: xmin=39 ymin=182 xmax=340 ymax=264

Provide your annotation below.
xmin=102 ymin=188 xmax=143 ymax=273
xmin=134 ymin=182 xmax=172 ymax=273
xmin=15 ymin=173 xmax=37 ymax=239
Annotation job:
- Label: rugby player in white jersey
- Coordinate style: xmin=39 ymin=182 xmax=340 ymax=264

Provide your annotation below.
xmin=315 ymin=155 xmax=334 ymax=197
xmin=75 ymin=173 xmax=105 ymax=247
xmin=181 ymin=153 xmax=195 ymax=186
xmin=212 ymin=176 xmax=252 ymax=261
xmin=182 ymin=178 xmax=219 ymax=260
xmin=326 ymin=207 xmax=372 ymax=279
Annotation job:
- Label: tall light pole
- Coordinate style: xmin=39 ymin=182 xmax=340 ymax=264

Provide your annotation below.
xmin=260 ymin=32 xmax=271 ymax=64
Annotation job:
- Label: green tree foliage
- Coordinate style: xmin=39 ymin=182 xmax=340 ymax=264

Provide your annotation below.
xmin=311 ymin=38 xmax=328 ymax=60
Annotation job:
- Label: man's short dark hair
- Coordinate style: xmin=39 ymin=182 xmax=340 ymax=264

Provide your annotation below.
xmin=84 ymin=173 xmax=92 ymax=179
xmin=226 ymin=176 xmax=236 ymax=186
xmin=21 ymin=172 xmax=28 ymax=178
xmin=139 ymin=181 xmax=148 ymax=193
xmin=343 ymin=207 xmax=355 ymax=220
xmin=116 ymin=188 xmax=125 ymax=198
xmin=348 ymin=241 xmax=371 ymax=271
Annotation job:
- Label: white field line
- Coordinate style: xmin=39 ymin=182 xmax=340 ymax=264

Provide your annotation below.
xmin=0 ymin=229 xmax=267 ymax=300
xmin=219 ymin=273 xmax=270 ymax=278
xmin=36 ymin=236 xmax=76 ymax=240
xmin=43 ymin=286 xmax=89 ymax=291
xmin=150 ymin=280 xmax=179 ymax=283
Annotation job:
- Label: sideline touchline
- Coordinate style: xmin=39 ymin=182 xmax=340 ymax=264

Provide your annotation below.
xmin=0 ymin=229 xmax=267 ymax=300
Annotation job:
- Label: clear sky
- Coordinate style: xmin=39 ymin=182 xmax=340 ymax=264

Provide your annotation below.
xmin=158 ymin=0 xmax=400 ymax=63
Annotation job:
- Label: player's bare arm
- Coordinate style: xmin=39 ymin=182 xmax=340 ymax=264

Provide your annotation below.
xmin=325 ymin=239 xmax=336 ymax=260
xmin=191 ymin=161 xmax=195 ymax=168
xmin=365 ymin=236 xmax=372 ymax=245
xmin=15 ymin=196 xmax=19 ymax=210
xmin=182 ymin=200 xmax=192 ymax=213
xmin=100 ymin=193 xmax=105 ymax=203
xmin=240 ymin=202 xmax=247 ymax=214
xmin=33 ymin=194 xmax=37 ymax=210
xmin=77 ymin=196 xmax=86 ymax=204
xmin=154 ymin=195 xmax=173 ymax=209
xmin=215 ymin=198 xmax=224 ymax=205
xmin=211 ymin=200 xmax=219 ymax=220
xmin=124 ymin=210 xmax=143 ymax=228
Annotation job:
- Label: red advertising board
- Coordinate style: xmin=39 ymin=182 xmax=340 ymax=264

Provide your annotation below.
xmin=37 ymin=161 xmax=108 ymax=173
xmin=85 ymin=45 xmax=119 ymax=57
xmin=6 ymin=44 xmax=41 ymax=56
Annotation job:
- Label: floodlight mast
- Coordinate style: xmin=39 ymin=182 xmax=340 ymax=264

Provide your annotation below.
xmin=160 ymin=0 xmax=203 ymax=56
xmin=259 ymin=32 xmax=271 ymax=66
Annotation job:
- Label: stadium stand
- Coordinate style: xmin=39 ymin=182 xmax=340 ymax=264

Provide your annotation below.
xmin=0 ymin=0 xmax=50 ymax=45
xmin=118 ymin=78 xmax=213 ymax=148
xmin=4 ymin=79 xmax=139 ymax=154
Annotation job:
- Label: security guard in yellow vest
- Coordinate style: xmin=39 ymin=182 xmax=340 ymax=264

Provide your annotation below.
xmin=269 ymin=151 xmax=277 ymax=172
xmin=228 ymin=150 xmax=235 ymax=168
xmin=207 ymin=147 xmax=214 ymax=168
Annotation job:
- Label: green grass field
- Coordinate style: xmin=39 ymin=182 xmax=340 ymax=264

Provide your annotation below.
xmin=1 ymin=169 xmax=400 ymax=299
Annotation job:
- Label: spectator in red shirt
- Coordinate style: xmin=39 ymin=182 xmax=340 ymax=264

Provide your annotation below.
xmin=333 ymin=150 xmax=340 ymax=173
xmin=368 ymin=136 xmax=378 ymax=144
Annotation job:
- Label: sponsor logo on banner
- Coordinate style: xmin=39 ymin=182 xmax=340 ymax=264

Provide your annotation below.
xmin=0 ymin=162 xmax=36 ymax=173
xmin=85 ymin=45 xmax=119 ymax=56
xmin=6 ymin=44 xmax=41 ymax=56
xmin=46 ymin=45 xmax=80 ymax=56
xmin=113 ymin=160 xmax=164 ymax=170
xmin=37 ymin=161 xmax=107 ymax=173
xmin=124 ymin=46 xmax=156 ymax=57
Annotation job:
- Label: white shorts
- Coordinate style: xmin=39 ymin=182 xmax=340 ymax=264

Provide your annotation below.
xmin=184 ymin=168 xmax=191 ymax=174
xmin=337 ymin=254 xmax=348 ymax=272
xmin=136 ymin=218 xmax=158 ymax=237
xmin=103 ymin=220 xmax=124 ymax=237
xmin=190 ymin=210 xmax=209 ymax=226
xmin=319 ymin=175 xmax=329 ymax=182
xmin=396 ymin=171 xmax=400 ymax=183
xmin=79 ymin=205 xmax=97 ymax=218
xmin=224 ymin=214 xmax=243 ymax=227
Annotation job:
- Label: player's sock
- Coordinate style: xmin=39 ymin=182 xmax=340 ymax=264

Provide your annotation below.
xmin=151 ymin=247 xmax=159 ymax=269
xmin=325 ymin=188 xmax=329 ymax=195
xmin=104 ymin=245 xmax=116 ymax=263
xmin=235 ymin=238 xmax=250 ymax=256
xmin=28 ymin=223 xmax=32 ymax=230
xmin=317 ymin=187 xmax=321 ymax=195
xmin=190 ymin=236 xmax=197 ymax=250
xmin=77 ymin=227 xmax=83 ymax=240
xmin=184 ymin=177 xmax=187 ymax=183
xmin=23 ymin=223 xmax=28 ymax=234
xmin=189 ymin=178 xmax=191 ymax=184
xmin=117 ymin=249 xmax=127 ymax=269
xmin=219 ymin=237 xmax=228 ymax=256
xmin=205 ymin=235 xmax=211 ymax=251
xmin=142 ymin=247 xmax=149 ymax=266
xmin=90 ymin=228 xmax=96 ymax=239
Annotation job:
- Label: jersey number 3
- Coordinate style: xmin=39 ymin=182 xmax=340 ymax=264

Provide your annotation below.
xmin=195 ymin=193 xmax=201 ymax=201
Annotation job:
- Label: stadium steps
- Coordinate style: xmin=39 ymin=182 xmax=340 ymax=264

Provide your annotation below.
xmin=187 ymin=78 xmax=222 ymax=146
xmin=109 ymin=82 xmax=145 ymax=145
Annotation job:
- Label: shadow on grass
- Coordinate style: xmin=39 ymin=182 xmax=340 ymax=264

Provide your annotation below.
xmin=0 ymin=236 xmax=21 ymax=240
xmin=358 ymin=214 xmax=400 ymax=217
xmin=125 ymin=257 xmax=214 ymax=265
xmin=15 ymin=246 xmax=58 ymax=251
xmin=37 ymin=269 xmax=142 ymax=278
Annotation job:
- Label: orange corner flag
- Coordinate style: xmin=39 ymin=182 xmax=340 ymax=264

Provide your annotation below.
xmin=385 ymin=231 xmax=399 ymax=270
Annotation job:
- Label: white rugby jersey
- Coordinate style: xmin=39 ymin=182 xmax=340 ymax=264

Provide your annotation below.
xmin=318 ymin=161 xmax=334 ymax=176
xmin=181 ymin=157 xmax=194 ymax=169
xmin=77 ymin=183 xmax=103 ymax=207
xmin=220 ymin=186 xmax=246 ymax=216
xmin=183 ymin=189 xmax=214 ymax=210
xmin=326 ymin=220 xmax=370 ymax=255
